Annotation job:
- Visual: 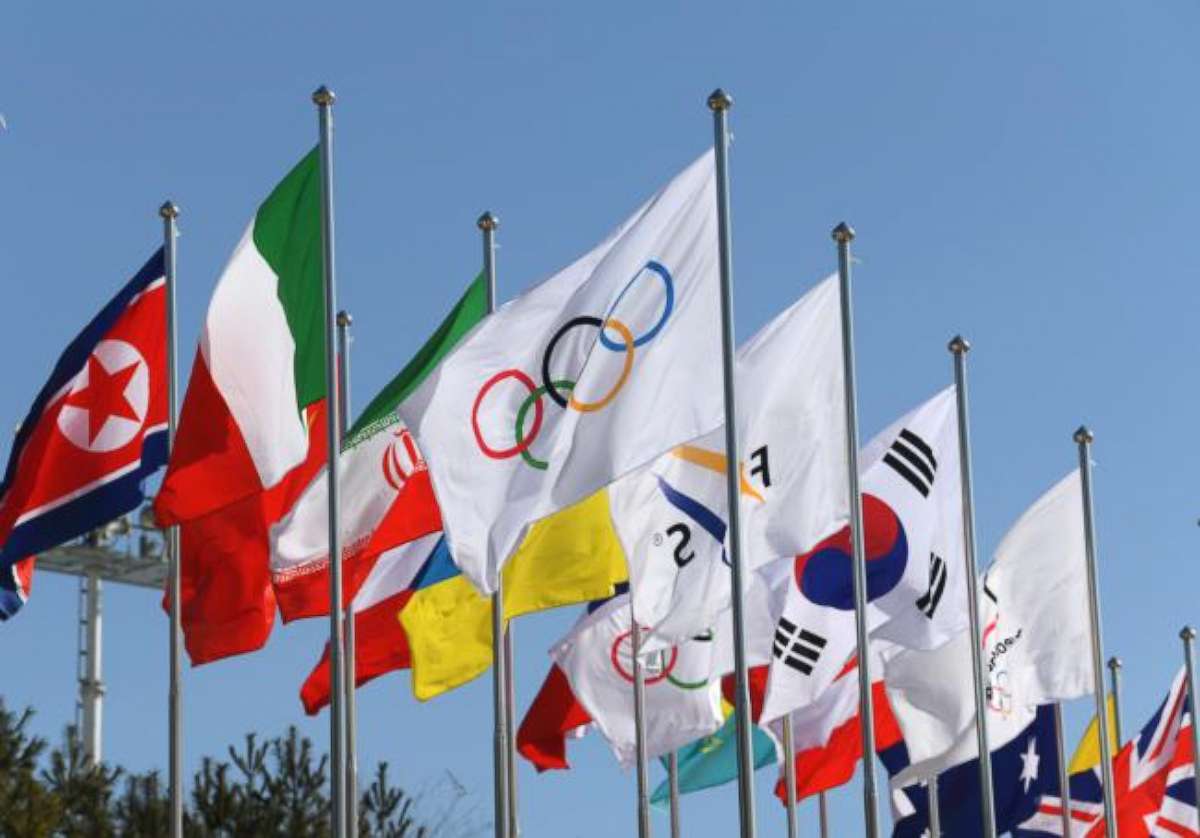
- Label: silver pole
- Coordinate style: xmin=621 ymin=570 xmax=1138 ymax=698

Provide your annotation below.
xmin=1180 ymin=627 xmax=1200 ymax=829
xmin=337 ymin=310 xmax=357 ymax=838
xmin=818 ymin=790 xmax=829 ymax=838
xmin=81 ymin=572 xmax=103 ymax=765
xmin=478 ymin=211 xmax=509 ymax=838
xmin=1053 ymin=703 xmax=1072 ymax=838
xmin=632 ymin=621 xmax=652 ymax=838
xmin=1106 ymin=657 xmax=1123 ymax=745
xmin=1074 ymin=427 xmax=1117 ymax=838
xmin=948 ymin=337 xmax=997 ymax=838
xmin=833 ymin=221 xmax=880 ymax=838
xmin=505 ymin=623 xmax=519 ymax=837
xmin=707 ymin=87 xmax=757 ymax=838
xmin=313 ymin=84 xmax=346 ymax=838
xmin=668 ymin=752 xmax=681 ymax=838
xmin=782 ymin=715 xmax=798 ymax=838
xmin=159 ymin=200 xmax=183 ymax=838
xmin=927 ymin=775 xmax=940 ymax=838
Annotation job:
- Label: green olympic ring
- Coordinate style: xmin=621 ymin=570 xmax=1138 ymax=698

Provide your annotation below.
xmin=666 ymin=672 xmax=710 ymax=690
xmin=514 ymin=378 xmax=575 ymax=470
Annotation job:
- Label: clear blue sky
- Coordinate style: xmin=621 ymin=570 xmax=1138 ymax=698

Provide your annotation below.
xmin=4 ymin=2 xmax=1199 ymax=835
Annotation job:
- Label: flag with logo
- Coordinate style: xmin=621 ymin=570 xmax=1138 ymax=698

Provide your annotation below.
xmin=270 ymin=275 xmax=486 ymax=621
xmin=155 ymin=149 xmax=329 ymax=663
xmin=610 ymin=274 xmax=847 ymax=649
xmin=0 ymin=251 xmax=168 ymax=619
xmin=549 ymin=590 xmax=723 ymax=769
xmin=760 ymin=387 xmax=966 ymax=722
xmin=650 ymin=703 xmax=778 ymax=806
xmin=884 ymin=469 xmax=1092 ymax=780
xmin=1016 ymin=667 xmax=1193 ymax=837
xmin=399 ymin=152 xmax=723 ymax=594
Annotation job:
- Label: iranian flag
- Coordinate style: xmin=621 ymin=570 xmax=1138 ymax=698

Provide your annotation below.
xmin=269 ymin=274 xmax=487 ymax=621
xmin=155 ymin=149 xmax=333 ymax=664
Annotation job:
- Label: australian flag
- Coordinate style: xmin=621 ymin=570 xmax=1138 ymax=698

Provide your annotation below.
xmin=0 ymin=250 xmax=169 ymax=619
xmin=892 ymin=704 xmax=1061 ymax=837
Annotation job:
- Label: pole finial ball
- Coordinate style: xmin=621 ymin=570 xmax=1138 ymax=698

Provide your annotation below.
xmin=312 ymin=86 xmax=336 ymax=106
xmin=336 ymin=310 xmax=352 ymax=328
xmin=1183 ymin=626 xmax=1197 ymax=641
xmin=1107 ymin=656 xmax=1122 ymax=670
xmin=1073 ymin=426 xmax=1094 ymax=445
xmin=948 ymin=335 xmax=971 ymax=355
xmin=159 ymin=201 xmax=179 ymax=220
xmin=477 ymin=211 xmax=499 ymax=232
xmin=707 ymin=89 xmax=734 ymax=112
xmin=832 ymin=222 xmax=856 ymax=243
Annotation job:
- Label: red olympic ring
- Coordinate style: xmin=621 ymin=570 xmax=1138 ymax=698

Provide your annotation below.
xmin=611 ymin=628 xmax=678 ymax=685
xmin=471 ymin=368 xmax=543 ymax=460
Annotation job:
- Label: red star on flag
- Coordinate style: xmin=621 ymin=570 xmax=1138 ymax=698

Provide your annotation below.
xmin=64 ymin=355 xmax=142 ymax=444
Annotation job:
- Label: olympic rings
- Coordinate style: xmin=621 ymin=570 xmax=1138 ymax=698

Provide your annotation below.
xmin=611 ymin=629 xmax=678 ymax=685
xmin=470 ymin=259 xmax=675 ymax=468
xmin=598 ymin=260 xmax=675 ymax=351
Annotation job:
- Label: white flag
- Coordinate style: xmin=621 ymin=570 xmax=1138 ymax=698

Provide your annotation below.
xmin=552 ymin=593 xmax=723 ymax=769
xmin=610 ymin=275 xmax=847 ymax=648
xmin=400 ymin=153 xmax=722 ymax=593
xmin=884 ymin=469 xmax=1090 ymax=781
xmin=760 ymin=387 xmax=967 ymax=722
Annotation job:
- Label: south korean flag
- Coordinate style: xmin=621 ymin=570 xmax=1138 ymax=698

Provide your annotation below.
xmin=760 ymin=386 xmax=967 ymax=722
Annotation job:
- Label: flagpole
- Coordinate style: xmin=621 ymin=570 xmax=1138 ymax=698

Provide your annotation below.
xmin=818 ymin=791 xmax=829 ymax=838
xmin=927 ymin=775 xmax=941 ymax=838
xmin=782 ymin=715 xmax=798 ymax=838
xmin=1053 ymin=703 xmax=1072 ymax=838
xmin=1074 ymin=426 xmax=1117 ymax=838
xmin=505 ymin=624 xmax=519 ymax=837
xmin=948 ymin=336 xmax=997 ymax=838
xmin=1179 ymin=627 xmax=1200 ymax=827
xmin=707 ymin=87 xmax=757 ymax=838
xmin=478 ymin=210 xmax=510 ymax=838
xmin=668 ymin=752 xmax=681 ymax=838
xmin=337 ymin=309 xmax=357 ymax=838
xmin=832 ymin=221 xmax=880 ymax=838
xmin=159 ymin=200 xmax=183 ymax=838
xmin=1106 ymin=657 xmax=1123 ymax=744
xmin=632 ymin=621 xmax=651 ymax=838
xmin=313 ymin=84 xmax=347 ymax=838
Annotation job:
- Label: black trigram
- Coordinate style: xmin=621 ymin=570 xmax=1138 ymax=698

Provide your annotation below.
xmin=772 ymin=617 xmax=827 ymax=675
xmin=916 ymin=552 xmax=947 ymax=618
xmin=883 ymin=428 xmax=938 ymax=497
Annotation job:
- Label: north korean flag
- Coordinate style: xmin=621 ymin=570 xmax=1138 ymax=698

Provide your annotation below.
xmin=0 ymin=250 xmax=168 ymax=619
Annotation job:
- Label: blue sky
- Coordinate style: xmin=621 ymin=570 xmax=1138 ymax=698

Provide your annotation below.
xmin=3 ymin=1 xmax=1200 ymax=834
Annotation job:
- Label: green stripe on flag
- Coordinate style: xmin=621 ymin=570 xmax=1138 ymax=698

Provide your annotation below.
xmin=347 ymin=272 xmax=488 ymax=443
xmin=252 ymin=147 xmax=324 ymax=411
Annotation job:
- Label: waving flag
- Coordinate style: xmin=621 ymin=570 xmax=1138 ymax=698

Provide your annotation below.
xmin=760 ymin=387 xmax=967 ymax=722
xmin=650 ymin=703 xmax=778 ymax=806
xmin=0 ymin=250 xmax=167 ymax=619
xmin=270 ymin=275 xmax=485 ymax=621
xmin=400 ymin=152 xmax=723 ymax=594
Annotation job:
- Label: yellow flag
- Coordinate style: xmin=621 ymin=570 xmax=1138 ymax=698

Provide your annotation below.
xmin=1067 ymin=695 xmax=1120 ymax=774
xmin=400 ymin=490 xmax=628 ymax=700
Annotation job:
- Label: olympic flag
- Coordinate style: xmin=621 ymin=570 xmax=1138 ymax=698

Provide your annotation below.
xmin=399 ymin=152 xmax=722 ymax=593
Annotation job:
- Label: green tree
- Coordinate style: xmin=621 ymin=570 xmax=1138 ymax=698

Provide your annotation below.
xmin=0 ymin=700 xmax=61 ymax=837
xmin=40 ymin=725 xmax=121 ymax=838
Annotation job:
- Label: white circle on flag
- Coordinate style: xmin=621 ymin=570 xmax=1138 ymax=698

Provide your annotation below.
xmin=56 ymin=339 xmax=150 ymax=453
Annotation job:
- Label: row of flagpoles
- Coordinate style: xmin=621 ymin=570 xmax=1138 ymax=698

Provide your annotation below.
xmin=7 ymin=79 xmax=1200 ymax=838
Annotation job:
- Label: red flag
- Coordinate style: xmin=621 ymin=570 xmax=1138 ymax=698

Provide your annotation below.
xmin=517 ymin=664 xmax=593 ymax=772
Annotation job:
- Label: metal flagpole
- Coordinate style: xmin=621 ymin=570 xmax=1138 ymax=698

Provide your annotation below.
xmin=818 ymin=790 xmax=829 ymax=838
xmin=505 ymin=624 xmax=519 ymax=837
xmin=478 ymin=211 xmax=509 ymax=838
xmin=337 ymin=310 xmax=357 ymax=838
xmin=668 ymin=752 xmax=681 ymax=838
xmin=948 ymin=336 xmax=997 ymax=838
xmin=832 ymin=221 xmax=880 ymax=838
xmin=632 ymin=621 xmax=652 ymax=838
xmin=313 ymin=84 xmax=347 ymax=838
xmin=782 ymin=715 xmax=798 ymax=838
xmin=1053 ymin=703 xmax=1072 ymax=838
xmin=1107 ymin=657 xmax=1123 ymax=745
xmin=707 ymin=88 xmax=756 ymax=838
xmin=927 ymin=775 xmax=941 ymax=838
xmin=159 ymin=200 xmax=184 ymax=838
xmin=1074 ymin=427 xmax=1116 ymax=838
xmin=1179 ymin=627 xmax=1200 ymax=826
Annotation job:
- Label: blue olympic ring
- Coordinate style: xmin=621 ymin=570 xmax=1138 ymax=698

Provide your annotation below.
xmin=598 ymin=260 xmax=675 ymax=352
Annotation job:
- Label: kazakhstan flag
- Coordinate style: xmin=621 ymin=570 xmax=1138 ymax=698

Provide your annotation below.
xmin=651 ymin=703 xmax=777 ymax=806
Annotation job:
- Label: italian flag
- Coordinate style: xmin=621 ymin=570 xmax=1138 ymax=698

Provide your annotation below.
xmin=155 ymin=149 xmax=332 ymax=664
xmin=269 ymin=273 xmax=487 ymax=621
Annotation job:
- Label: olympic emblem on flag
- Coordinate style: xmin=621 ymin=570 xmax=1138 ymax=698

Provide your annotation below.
xmin=609 ymin=625 xmax=709 ymax=691
xmin=471 ymin=261 xmax=675 ymax=470
xmin=792 ymin=493 xmax=909 ymax=610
